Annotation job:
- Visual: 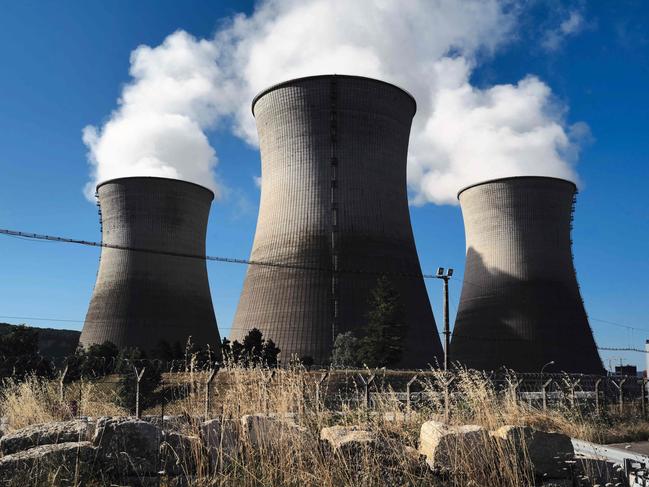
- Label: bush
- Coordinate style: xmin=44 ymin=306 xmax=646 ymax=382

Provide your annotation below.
xmin=62 ymin=341 xmax=119 ymax=381
xmin=0 ymin=325 xmax=54 ymax=380
xmin=331 ymin=332 xmax=359 ymax=368
xmin=221 ymin=328 xmax=280 ymax=367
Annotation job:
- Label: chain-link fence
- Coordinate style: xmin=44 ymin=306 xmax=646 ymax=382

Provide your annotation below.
xmin=40 ymin=366 xmax=649 ymax=422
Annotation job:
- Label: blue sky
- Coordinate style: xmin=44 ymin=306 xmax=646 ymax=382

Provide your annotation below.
xmin=0 ymin=1 xmax=647 ymax=370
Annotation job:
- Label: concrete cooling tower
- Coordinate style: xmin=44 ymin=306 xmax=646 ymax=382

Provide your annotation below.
xmin=231 ymin=75 xmax=443 ymax=367
xmin=80 ymin=177 xmax=221 ymax=356
xmin=450 ymin=176 xmax=603 ymax=373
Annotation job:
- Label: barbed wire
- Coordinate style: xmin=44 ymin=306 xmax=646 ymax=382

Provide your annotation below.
xmin=597 ymin=346 xmax=648 ymax=353
xmin=1 ymin=353 xmax=646 ymax=379
xmin=0 ymin=228 xmax=437 ymax=279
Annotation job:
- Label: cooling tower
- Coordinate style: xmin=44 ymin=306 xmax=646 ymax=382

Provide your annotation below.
xmin=80 ymin=176 xmax=221 ymax=356
xmin=231 ymin=75 xmax=442 ymax=367
xmin=450 ymin=176 xmax=603 ymax=373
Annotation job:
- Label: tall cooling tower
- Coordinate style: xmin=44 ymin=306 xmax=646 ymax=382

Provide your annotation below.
xmin=80 ymin=177 xmax=221 ymax=355
xmin=231 ymin=75 xmax=442 ymax=367
xmin=450 ymin=176 xmax=603 ymax=373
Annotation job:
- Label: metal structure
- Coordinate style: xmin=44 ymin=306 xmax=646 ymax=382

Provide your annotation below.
xmin=450 ymin=176 xmax=604 ymax=373
xmin=572 ymin=439 xmax=649 ymax=487
xmin=231 ymin=75 xmax=442 ymax=367
xmin=435 ymin=267 xmax=453 ymax=371
xmin=60 ymin=368 xmax=647 ymax=422
xmin=80 ymin=177 xmax=221 ymax=355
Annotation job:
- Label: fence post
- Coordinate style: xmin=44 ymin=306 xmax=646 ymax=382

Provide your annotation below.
xmin=442 ymin=374 xmax=455 ymax=422
xmin=160 ymin=400 xmax=165 ymax=427
xmin=315 ymin=372 xmax=328 ymax=412
xmin=204 ymin=367 xmax=218 ymax=420
xmin=507 ymin=377 xmax=523 ymax=405
xmin=58 ymin=365 xmax=68 ymax=403
xmin=133 ymin=366 xmax=146 ymax=419
xmin=300 ymin=372 xmax=306 ymax=416
xmin=368 ymin=374 xmax=375 ymax=410
xmin=594 ymin=378 xmax=602 ymax=416
xmin=357 ymin=374 xmax=376 ymax=410
xmin=78 ymin=379 xmax=82 ymax=418
xmin=542 ymin=379 xmax=552 ymax=411
xmin=642 ymin=378 xmax=648 ymax=418
xmin=263 ymin=370 xmax=275 ymax=414
xmin=406 ymin=375 xmax=418 ymax=417
xmin=569 ymin=378 xmax=581 ymax=409
xmin=611 ymin=378 xmax=627 ymax=415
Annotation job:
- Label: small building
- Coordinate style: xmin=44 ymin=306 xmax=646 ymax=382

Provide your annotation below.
xmin=614 ymin=364 xmax=638 ymax=376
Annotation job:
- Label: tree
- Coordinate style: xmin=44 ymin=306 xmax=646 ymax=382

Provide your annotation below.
xmin=300 ymin=356 xmax=314 ymax=369
xmin=263 ymin=339 xmax=281 ymax=367
xmin=85 ymin=341 xmax=119 ymax=359
xmin=331 ymin=331 xmax=359 ymax=368
xmin=181 ymin=336 xmax=219 ymax=369
xmin=151 ymin=340 xmax=174 ymax=361
xmin=0 ymin=325 xmax=39 ymax=357
xmin=61 ymin=341 xmax=119 ymax=381
xmin=357 ymin=276 xmax=406 ymax=368
xmin=230 ymin=340 xmax=244 ymax=364
xmin=82 ymin=341 xmax=119 ymax=377
xmin=0 ymin=325 xmax=53 ymax=380
xmin=221 ymin=329 xmax=280 ymax=368
xmin=242 ymin=328 xmax=264 ymax=366
xmin=220 ymin=337 xmax=231 ymax=359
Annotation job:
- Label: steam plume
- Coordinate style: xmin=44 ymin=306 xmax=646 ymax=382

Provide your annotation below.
xmin=84 ymin=0 xmax=588 ymax=205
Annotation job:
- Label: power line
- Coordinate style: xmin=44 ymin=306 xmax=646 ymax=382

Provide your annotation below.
xmin=0 ymin=315 xmax=83 ymax=323
xmin=590 ymin=317 xmax=649 ymax=333
xmin=0 ymin=228 xmax=437 ymax=280
xmin=442 ymin=332 xmax=649 ymax=353
xmin=597 ymin=347 xmax=648 ymax=354
xmin=1 ymin=227 xmax=645 ymax=336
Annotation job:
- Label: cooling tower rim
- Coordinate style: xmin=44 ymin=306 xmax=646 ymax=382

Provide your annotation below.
xmin=251 ymin=74 xmax=417 ymax=116
xmin=96 ymin=176 xmax=215 ymax=199
xmin=457 ymin=176 xmax=577 ymax=200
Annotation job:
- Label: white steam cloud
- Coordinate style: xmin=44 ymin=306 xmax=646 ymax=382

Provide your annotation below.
xmin=542 ymin=10 xmax=585 ymax=52
xmin=84 ymin=0 xmax=587 ymax=205
xmin=83 ymin=32 xmax=230 ymax=198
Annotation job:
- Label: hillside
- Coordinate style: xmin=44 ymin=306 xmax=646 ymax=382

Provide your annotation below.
xmin=0 ymin=323 xmax=80 ymax=358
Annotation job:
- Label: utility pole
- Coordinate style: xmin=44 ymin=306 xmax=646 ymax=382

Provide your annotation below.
xmin=436 ymin=267 xmax=453 ymax=371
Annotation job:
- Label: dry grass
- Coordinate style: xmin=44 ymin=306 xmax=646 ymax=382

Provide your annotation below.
xmin=0 ymin=376 xmax=126 ymax=431
xmin=0 ymin=367 xmax=647 ymax=486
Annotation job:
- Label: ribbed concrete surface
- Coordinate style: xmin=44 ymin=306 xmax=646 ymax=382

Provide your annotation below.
xmin=80 ymin=177 xmax=221 ymax=355
xmin=231 ymin=75 xmax=442 ymax=367
xmin=450 ymin=176 xmax=603 ymax=373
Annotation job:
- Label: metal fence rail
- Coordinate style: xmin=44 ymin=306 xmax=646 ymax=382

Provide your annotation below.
xmin=33 ymin=367 xmax=648 ymax=421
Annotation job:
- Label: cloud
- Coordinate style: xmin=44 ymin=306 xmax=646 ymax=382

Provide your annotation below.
xmin=408 ymin=59 xmax=579 ymax=204
xmin=84 ymin=0 xmax=588 ymax=206
xmin=542 ymin=9 xmax=585 ymax=52
xmin=83 ymin=31 xmax=231 ymax=199
xmin=219 ymin=185 xmax=256 ymax=220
